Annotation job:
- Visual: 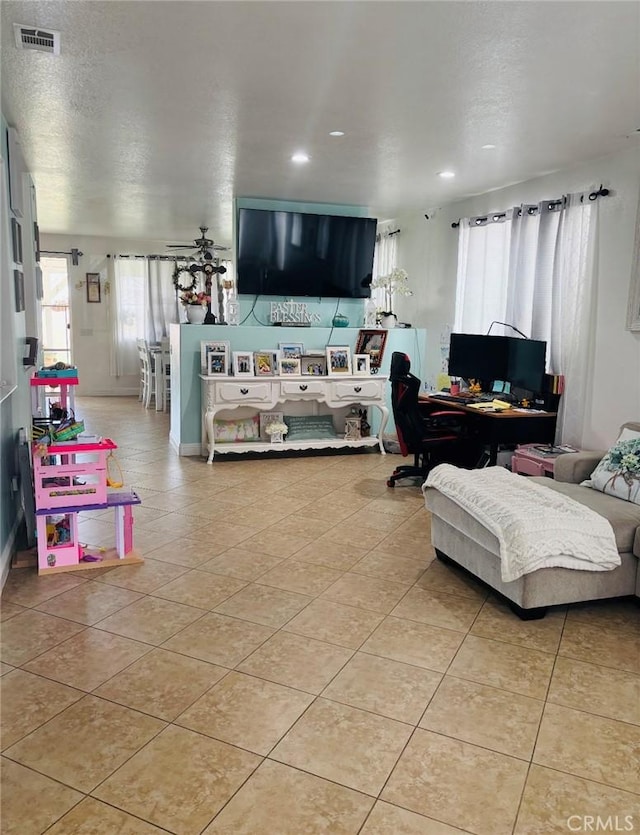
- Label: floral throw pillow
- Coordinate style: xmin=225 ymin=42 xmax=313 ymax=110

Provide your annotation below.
xmin=584 ymin=437 xmax=640 ymax=505
xmin=213 ymin=415 xmax=260 ymax=443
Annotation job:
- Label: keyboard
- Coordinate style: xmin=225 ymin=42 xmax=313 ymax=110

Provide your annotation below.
xmin=431 ymin=394 xmax=476 ymax=404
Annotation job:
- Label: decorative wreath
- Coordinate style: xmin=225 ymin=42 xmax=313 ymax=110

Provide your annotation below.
xmin=172 ymin=264 xmax=197 ymax=294
xmin=172 ymin=261 xmax=227 ymax=294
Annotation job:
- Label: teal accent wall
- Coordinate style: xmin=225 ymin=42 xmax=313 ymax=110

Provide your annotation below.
xmin=170 ymin=324 xmax=427 ymax=449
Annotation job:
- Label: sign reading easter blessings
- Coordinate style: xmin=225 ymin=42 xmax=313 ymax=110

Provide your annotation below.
xmin=270 ymin=301 xmax=322 ymax=324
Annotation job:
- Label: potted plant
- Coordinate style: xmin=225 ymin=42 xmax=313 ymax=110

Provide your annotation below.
xmin=370 ymin=267 xmax=412 ymax=328
xmin=180 ymin=290 xmax=211 ymax=324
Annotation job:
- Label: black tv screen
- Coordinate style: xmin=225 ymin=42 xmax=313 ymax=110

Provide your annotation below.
xmin=236 ymin=208 xmax=377 ymax=298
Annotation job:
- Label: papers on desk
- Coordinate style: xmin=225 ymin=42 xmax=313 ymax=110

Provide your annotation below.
xmin=468 ymin=400 xmax=511 ymax=411
xmin=512 ymin=407 xmax=548 ymax=414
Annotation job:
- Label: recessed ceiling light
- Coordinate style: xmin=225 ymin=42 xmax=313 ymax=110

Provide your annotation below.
xmin=291 ymin=152 xmax=310 ymax=164
xmin=482 ymin=144 xmax=496 ymax=150
xmin=329 ymin=131 xmax=345 ymax=137
xmin=438 ymin=170 xmax=455 ymax=179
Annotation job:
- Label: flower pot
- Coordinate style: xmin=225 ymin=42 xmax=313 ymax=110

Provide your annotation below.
xmin=185 ymin=305 xmax=206 ymax=324
xmin=380 ymin=313 xmax=397 ymax=329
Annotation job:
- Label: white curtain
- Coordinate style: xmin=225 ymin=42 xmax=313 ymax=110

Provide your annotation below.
xmin=109 ymin=257 xmax=179 ymax=377
xmin=372 ymin=224 xmax=398 ymax=310
xmin=454 ymin=195 xmax=598 ymax=446
xmin=146 ymin=259 xmax=180 ymax=342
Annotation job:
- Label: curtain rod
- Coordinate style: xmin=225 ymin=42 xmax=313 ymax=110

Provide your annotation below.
xmin=106 ymin=254 xmax=230 ymax=261
xmin=450 ymin=186 xmax=611 ymax=229
xmin=41 ymin=248 xmax=83 ymax=265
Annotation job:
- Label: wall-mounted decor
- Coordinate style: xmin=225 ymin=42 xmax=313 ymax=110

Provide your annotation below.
xmin=7 ymin=127 xmax=25 ymax=217
xmin=33 ymin=221 xmax=41 ymax=262
xmin=626 ymin=192 xmax=640 ymax=332
xmin=35 ymin=265 xmax=44 ymax=301
xmin=14 ymin=270 xmax=25 ymax=312
xmin=86 ymin=273 xmax=101 ymax=303
xmin=11 ymin=218 xmax=22 ymax=264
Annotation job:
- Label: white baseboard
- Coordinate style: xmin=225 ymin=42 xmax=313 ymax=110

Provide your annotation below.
xmin=175 ymin=441 xmax=205 ymax=457
xmin=1 ymin=508 xmax=24 ymax=591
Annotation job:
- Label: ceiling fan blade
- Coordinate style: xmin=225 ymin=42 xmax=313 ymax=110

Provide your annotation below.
xmin=167 ymin=244 xmax=200 ymax=248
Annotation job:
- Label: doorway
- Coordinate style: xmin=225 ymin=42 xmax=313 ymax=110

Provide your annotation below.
xmin=40 ymin=256 xmax=72 ymax=367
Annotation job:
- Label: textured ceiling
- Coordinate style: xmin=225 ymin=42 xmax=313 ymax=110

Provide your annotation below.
xmin=1 ymin=1 xmax=639 ymax=245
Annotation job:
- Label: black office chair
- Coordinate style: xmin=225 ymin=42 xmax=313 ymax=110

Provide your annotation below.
xmin=387 ymin=352 xmax=468 ymax=487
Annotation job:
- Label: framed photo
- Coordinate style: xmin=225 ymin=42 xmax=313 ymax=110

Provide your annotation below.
xmin=355 ymin=329 xmax=388 ymax=371
xmin=259 ymin=410 xmax=284 ymax=440
xmin=353 ymin=353 xmax=371 ymax=376
xmin=201 ymin=340 xmax=230 ymax=372
xmin=278 ymin=357 xmax=301 ymax=376
xmin=326 ymin=346 xmax=352 ymax=376
xmin=254 ymin=351 xmax=277 ymax=376
xmin=86 ymin=273 xmax=101 ymax=303
xmin=300 ymin=354 xmax=327 ymax=376
xmin=11 ymin=218 xmax=22 ymax=265
xmin=33 ymin=222 xmax=41 ymax=262
xmin=35 ymin=264 xmax=44 ymax=301
xmin=14 ymin=270 xmax=25 ymax=312
xmin=232 ymin=351 xmax=254 ymax=376
xmin=207 ymin=351 xmax=229 ymax=376
xmin=278 ymin=342 xmax=304 ymax=358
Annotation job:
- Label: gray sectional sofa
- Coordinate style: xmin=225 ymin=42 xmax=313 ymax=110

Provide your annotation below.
xmin=423 ymin=422 xmax=640 ymax=619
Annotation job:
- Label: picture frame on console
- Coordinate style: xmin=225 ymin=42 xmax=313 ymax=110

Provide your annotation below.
xmin=300 ymin=354 xmax=327 ymax=376
xmin=278 ymin=342 xmax=304 ymax=358
xmin=232 ymin=351 xmax=254 ymax=376
xmin=278 ymin=357 xmax=301 ymax=376
xmin=207 ymin=351 xmax=229 ymax=376
xmin=355 ymin=329 xmax=388 ymax=371
xmin=254 ymin=351 xmax=277 ymax=376
xmin=259 ymin=410 xmax=284 ymax=440
xmin=201 ymin=340 xmax=230 ymax=372
xmin=326 ymin=346 xmax=352 ymax=376
xmin=353 ymin=354 xmax=371 ymax=376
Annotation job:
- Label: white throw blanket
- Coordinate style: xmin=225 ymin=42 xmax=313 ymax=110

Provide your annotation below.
xmin=423 ymin=465 xmax=620 ymax=582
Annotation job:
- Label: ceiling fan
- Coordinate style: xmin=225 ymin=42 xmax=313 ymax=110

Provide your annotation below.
xmin=167 ymin=226 xmax=229 ymax=262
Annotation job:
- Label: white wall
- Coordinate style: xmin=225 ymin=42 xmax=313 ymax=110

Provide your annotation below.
xmin=394 ymin=146 xmax=640 ymax=449
xmin=39 ymin=234 xmax=169 ymax=397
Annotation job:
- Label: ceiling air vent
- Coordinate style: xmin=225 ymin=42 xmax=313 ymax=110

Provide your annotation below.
xmin=14 ymin=24 xmax=61 ymax=55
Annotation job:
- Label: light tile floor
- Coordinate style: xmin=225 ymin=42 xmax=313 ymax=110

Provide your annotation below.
xmin=1 ymin=397 xmax=639 ymax=834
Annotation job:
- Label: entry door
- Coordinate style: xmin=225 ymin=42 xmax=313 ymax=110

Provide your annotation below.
xmin=40 ymin=256 xmax=72 ymax=366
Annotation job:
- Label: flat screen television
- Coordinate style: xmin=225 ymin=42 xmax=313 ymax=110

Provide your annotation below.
xmin=236 ymin=208 xmax=377 ymax=298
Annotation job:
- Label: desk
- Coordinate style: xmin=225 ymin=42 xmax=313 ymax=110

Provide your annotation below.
xmin=421 ymin=395 xmax=557 ymax=466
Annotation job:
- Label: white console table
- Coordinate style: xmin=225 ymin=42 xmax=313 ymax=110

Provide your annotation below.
xmin=200 ymin=375 xmax=389 ymax=463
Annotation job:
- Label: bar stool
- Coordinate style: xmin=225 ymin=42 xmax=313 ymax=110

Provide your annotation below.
xmin=136 ymin=338 xmax=157 ymax=409
xmin=156 ymin=338 xmax=171 ymax=412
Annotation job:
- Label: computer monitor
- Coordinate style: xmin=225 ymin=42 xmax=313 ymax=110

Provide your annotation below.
xmin=448 ymin=334 xmax=509 ymax=384
xmin=507 ymin=337 xmax=547 ymax=392
xmin=448 ymin=332 xmax=547 ymax=393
